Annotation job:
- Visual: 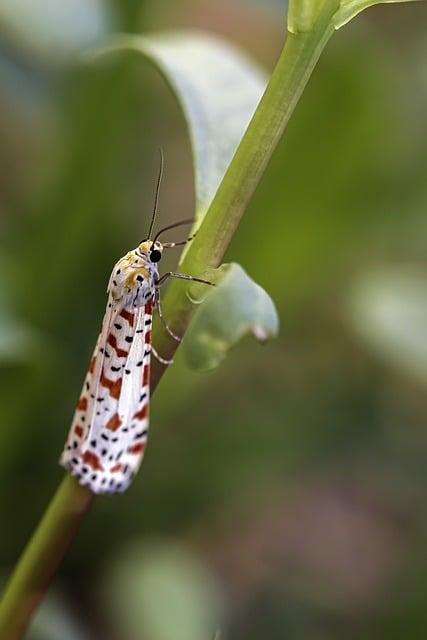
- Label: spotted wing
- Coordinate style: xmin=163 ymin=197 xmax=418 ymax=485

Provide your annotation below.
xmin=60 ymin=297 xmax=153 ymax=494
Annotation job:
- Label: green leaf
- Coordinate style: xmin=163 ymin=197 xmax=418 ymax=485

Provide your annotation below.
xmin=184 ymin=263 xmax=279 ymax=371
xmin=92 ymin=31 xmax=267 ymax=222
xmin=333 ymin=0 xmax=420 ymax=29
xmin=348 ymin=267 xmax=427 ymax=384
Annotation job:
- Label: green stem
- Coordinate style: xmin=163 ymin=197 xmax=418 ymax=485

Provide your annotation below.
xmin=0 ymin=13 xmax=335 ymax=639
xmin=0 ymin=476 xmax=93 ymax=640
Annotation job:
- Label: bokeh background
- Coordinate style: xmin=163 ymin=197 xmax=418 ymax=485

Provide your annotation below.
xmin=1 ymin=1 xmax=427 ymax=638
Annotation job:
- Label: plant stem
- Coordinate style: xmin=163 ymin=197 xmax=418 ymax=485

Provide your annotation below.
xmin=0 ymin=476 xmax=93 ymax=640
xmin=0 ymin=13 xmax=335 ymax=639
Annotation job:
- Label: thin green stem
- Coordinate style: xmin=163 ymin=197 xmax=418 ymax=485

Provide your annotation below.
xmin=0 ymin=476 xmax=93 ymax=640
xmin=0 ymin=13 xmax=335 ymax=639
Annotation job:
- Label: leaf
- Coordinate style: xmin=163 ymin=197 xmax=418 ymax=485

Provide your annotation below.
xmin=348 ymin=267 xmax=427 ymax=384
xmin=102 ymin=541 xmax=223 ymax=640
xmin=92 ymin=31 xmax=267 ymax=221
xmin=332 ymin=0 xmax=420 ymax=29
xmin=184 ymin=263 xmax=279 ymax=371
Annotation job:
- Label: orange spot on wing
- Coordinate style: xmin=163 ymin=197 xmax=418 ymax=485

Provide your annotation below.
xmin=77 ymin=397 xmax=88 ymax=411
xmin=100 ymin=370 xmax=122 ymax=399
xmin=144 ymin=330 xmax=152 ymax=344
xmin=88 ymin=357 xmax=96 ymax=374
xmin=119 ymin=309 xmax=135 ymax=327
xmin=74 ymin=425 xmax=84 ymax=437
xmin=143 ymin=364 xmax=150 ymax=386
xmin=107 ymin=334 xmax=128 ymax=358
xmin=111 ymin=378 xmax=122 ymax=398
xmin=106 ymin=413 xmax=122 ymax=431
xmin=128 ymin=443 xmax=145 ymax=455
xmin=81 ymin=450 xmax=104 ymax=471
xmin=145 ymin=300 xmax=153 ymax=315
xmin=133 ymin=405 xmax=148 ymax=421
xmin=110 ymin=463 xmax=123 ymax=473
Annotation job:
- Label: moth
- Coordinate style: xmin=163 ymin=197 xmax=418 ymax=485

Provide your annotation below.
xmin=60 ymin=152 xmax=213 ymax=494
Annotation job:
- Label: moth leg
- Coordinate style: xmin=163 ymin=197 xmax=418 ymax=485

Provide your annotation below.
xmin=156 ymin=271 xmax=215 ymax=287
xmin=151 ymin=345 xmax=173 ymax=365
xmin=155 ymin=290 xmax=181 ymax=342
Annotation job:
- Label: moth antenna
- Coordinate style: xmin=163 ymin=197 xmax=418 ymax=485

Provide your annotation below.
xmin=153 ymin=218 xmax=194 ymax=244
xmin=147 ymin=147 xmax=164 ymax=241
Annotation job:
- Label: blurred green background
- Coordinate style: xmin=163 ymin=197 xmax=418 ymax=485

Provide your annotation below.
xmin=1 ymin=1 xmax=427 ymax=638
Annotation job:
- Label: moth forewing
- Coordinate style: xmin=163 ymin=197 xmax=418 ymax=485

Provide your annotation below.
xmin=60 ymin=249 xmax=156 ymax=495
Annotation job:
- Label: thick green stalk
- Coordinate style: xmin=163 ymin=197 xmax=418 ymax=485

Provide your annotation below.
xmin=0 ymin=13 xmax=335 ymax=639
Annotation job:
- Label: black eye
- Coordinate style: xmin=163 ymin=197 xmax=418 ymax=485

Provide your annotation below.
xmin=149 ymin=249 xmax=161 ymax=263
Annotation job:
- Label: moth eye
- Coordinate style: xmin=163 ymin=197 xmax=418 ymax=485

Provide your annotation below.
xmin=149 ymin=249 xmax=161 ymax=263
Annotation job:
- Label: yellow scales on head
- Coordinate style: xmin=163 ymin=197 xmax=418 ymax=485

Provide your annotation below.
xmin=108 ymin=241 xmax=163 ymax=301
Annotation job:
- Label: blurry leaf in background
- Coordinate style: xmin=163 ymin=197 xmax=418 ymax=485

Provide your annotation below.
xmin=0 ymin=0 xmax=111 ymax=59
xmin=348 ymin=267 xmax=427 ymax=385
xmin=94 ymin=31 xmax=267 ymax=221
xmin=103 ymin=540 xmax=223 ymax=640
xmin=185 ymin=263 xmax=279 ymax=370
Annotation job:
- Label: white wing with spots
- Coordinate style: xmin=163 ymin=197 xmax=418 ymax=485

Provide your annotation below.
xmin=60 ymin=249 xmax=156 ymax=494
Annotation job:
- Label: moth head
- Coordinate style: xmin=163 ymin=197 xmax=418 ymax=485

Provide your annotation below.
xmin=138 ymin=240 xmax=164 ymax=263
